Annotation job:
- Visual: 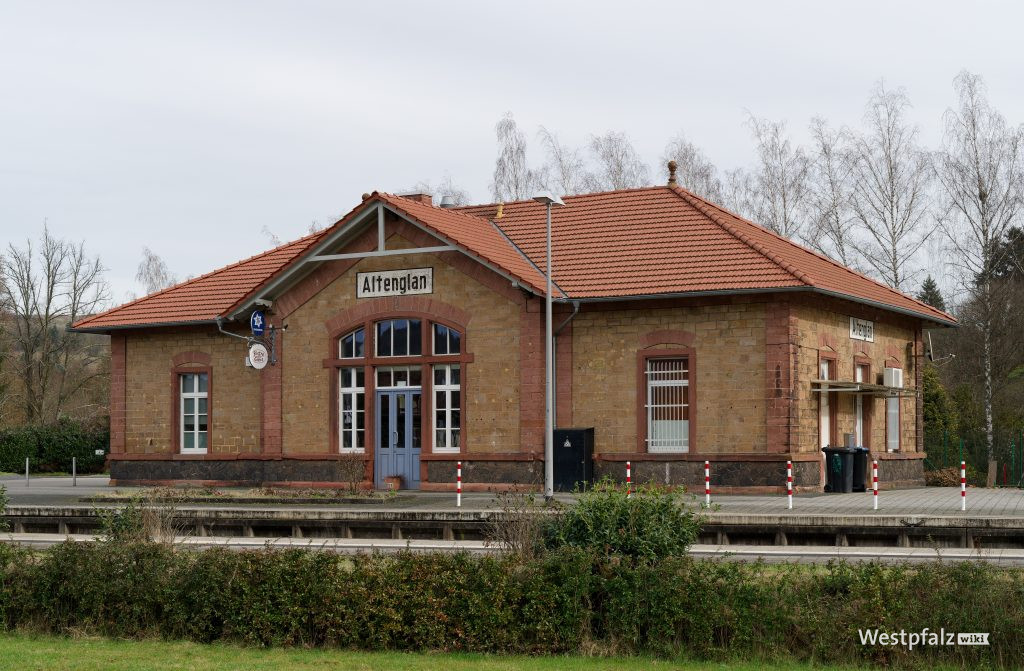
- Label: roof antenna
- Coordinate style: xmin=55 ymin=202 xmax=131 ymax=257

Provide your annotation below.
xmin=667 ymin=160 xmax=678 ymax=187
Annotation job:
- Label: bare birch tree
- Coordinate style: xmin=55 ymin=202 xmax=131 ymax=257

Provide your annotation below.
xmin=802 ymin=118 xmax=860 ymax=267
xmin=491 ymin=113 xmax=540 ymax=201
xmin=135 ymin=247 xmax=177 ymax=295
xmin=935 ymin=71 xmax=1024 ymax=472
xmin=588 ymin=131 xmax=651 ymax=190
xmin=662 ymin=133 xmax=723 ymax=201
xmin=722 ymin=167 xmax=758 ymax=220
xmin=537 ymin=127 xmax=596 ymax=196
xmin=745 ymin=116 xmax=811 ymax=240
xmin=0 ymin=228 xmax=109 ymax=423
xmin=849 ymin=83 xmax=933 ymax=290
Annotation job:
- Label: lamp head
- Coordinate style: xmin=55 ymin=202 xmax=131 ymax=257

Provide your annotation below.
xmin=532 ymin=192 xmax=565 ymax=207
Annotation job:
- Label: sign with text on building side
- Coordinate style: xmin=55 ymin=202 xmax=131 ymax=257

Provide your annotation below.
xmin=850 ymin=317 xmax=874 ymax=342
xmin=357 ymin=268 xmax=433 ymax=298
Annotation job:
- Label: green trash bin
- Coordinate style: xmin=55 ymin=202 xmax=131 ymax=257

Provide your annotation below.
xmin=822 ymin=447 xmax=855 ymax=493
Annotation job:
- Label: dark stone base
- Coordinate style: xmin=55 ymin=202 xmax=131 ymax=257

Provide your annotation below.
xmin=877 ymin=457 xmax=925 ymax=487
xmin=425 ymin=459 xmax=541 ymax=487
xmin=110 ymin=459 xmax=356 ymax=485
xmin=594 ymin=459 xmax=821 ymax=489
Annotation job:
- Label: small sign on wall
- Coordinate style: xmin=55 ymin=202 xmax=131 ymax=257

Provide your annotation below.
xmin=850 ymin=317 xmax=874 ymax=342
xmin=357 ymin=268 xmax=433 ymax=298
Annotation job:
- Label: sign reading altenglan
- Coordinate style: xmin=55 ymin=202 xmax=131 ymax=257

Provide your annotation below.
xmin=357 ymin=268 xmax=433 ymax=298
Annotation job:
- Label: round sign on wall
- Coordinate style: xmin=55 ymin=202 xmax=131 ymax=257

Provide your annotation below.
xmin=248 ymin=342 xmax=270 ymax=370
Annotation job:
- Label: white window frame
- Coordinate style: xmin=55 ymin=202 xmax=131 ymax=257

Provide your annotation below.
xmin=886 ymin=396 xmax=900 ymax=453
xmin=375 ymin=318 xmax=422 ymax=357
xmin=339 ymin=327 xmax=365 ymax=359
xmin=432 ymin=323 xmax=461 ymax=355
xmin=432 ymin=363 xmax=460 ymax=452
xmin=819 ymin=359 xmax=833 ymax=449
xmin=645 ymin=358 xmax=689 ymax=453
xmin=339 ymin=367 xmax=365 ymax=452
xmin=180 ymin=373 xmax=208 ymax=454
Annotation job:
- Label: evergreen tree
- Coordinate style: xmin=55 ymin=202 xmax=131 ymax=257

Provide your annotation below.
xmin=917 ymin=275 xmax=947 ymax=312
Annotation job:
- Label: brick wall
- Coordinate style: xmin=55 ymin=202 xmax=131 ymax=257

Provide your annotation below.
xmin=793 ymin=298 xmax=920 ymax=455
xmin=571 ymin=299 xmax=767 ymax=456
xmin=279 ymin=231 xmax=524 ymax=456
xmin=122 ymin=327 xmax=261 ymax=455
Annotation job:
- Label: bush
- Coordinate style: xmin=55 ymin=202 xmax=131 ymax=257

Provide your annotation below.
xmin=542 ymin=479 xmax=702 ymax=559
xmin=0 ymin=418 xmax=108 ymax=474
xmin=2 ymin=541 xmax=1024 ymax=667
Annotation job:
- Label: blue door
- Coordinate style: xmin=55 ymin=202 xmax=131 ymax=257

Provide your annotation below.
xmin=375 ymin=390 xmax=421 ymax=489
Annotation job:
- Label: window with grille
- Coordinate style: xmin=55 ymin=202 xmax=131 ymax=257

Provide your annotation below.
xmin=433 ymin=364 xmax=460 ymax=452
xmin=339 ymin=367 xmax=365 ymax=451
xmin=180 ymin=373 xmax=208 ymax=453
xmin=645 ymin=358 xmax=689 ymax=453
xmin=375 ymin=319 xmax=422 ymax=356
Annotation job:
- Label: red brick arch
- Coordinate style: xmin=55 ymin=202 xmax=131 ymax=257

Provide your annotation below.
xmin=324 ymin=296 xmax=471 ymax=340
xmin=639 ymin=329 xmax=695 ymax=349
xmin=172 ymin=351 xmax=212 ymax=367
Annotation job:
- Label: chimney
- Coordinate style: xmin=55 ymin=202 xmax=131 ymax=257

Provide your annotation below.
xmin=400 ymin=193 xmax=432 ymax=206
xmin=667 ymin=160 xmax=678 ymax=187
xmin=439 ymin=195 xmax=456 ymax=208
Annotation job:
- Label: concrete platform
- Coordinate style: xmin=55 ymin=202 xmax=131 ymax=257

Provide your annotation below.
xmin=5 ymin=476 xmax=1024 ymax=549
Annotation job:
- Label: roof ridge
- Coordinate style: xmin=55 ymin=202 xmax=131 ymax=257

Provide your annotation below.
xmin=74 ymin=228 xmax=327 ymax=328
xmin=452 ymin=185 xmax=667 ymax=211
xmin=668 ymin=186 xmax=813 ymax=286
xmin=675 ymin=186 xmax=954 ymax=321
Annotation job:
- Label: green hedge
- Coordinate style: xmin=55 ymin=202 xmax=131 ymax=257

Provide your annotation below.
xmin=0 ymin=418 xmax=108 ymax=473
xmin=1 ymin=541 xmax=1023 ymax=667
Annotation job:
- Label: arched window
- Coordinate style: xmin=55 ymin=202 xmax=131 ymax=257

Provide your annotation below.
xmin=329 ymin=316 xmax=469 ymax=456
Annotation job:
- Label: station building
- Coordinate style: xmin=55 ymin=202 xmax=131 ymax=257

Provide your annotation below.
xmin=72 ymin=169 xmax=956 ymax=492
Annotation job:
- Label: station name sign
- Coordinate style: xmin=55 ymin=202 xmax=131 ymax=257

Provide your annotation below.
xmin=357 ymin=268 xmax=433 ymax=298
xmin=850 ymin=317 xmax=874 ymax=342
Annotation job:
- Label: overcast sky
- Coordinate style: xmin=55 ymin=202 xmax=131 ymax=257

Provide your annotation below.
xmin=2 ymin=0 xmax=1023 ymax=304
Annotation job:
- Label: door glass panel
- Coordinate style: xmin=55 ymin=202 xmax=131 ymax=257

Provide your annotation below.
xmin=396 ymin=393 xmax=406 ymax=449
xmin=411 ymin=394 xmax=421 ymax=448
xmin=379 ymin=394 xmax=390 ymax=448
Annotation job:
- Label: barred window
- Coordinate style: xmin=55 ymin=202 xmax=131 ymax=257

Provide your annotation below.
xmin=433 ymin=364 xmax=460 ymax=451
xmin=645 ymin=358 xmax=689 ymax=453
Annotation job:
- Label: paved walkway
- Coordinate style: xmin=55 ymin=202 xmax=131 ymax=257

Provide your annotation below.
xmin=4 ymin=475 xmax=1024 ymax=519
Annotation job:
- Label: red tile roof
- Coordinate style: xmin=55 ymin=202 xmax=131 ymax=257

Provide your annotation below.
xmin=73 ymin=186 xmax=955 ymax=331
xmin=457 ymin=186 xmax=955 ymax=324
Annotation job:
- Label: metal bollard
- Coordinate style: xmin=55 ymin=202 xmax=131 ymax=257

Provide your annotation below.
xmin=25 ymin=457 xmax=29 ymax=487
xmin=73 ymin=457 xmax=77 ymax=487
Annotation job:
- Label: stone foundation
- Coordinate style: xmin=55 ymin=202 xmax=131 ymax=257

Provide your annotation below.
xmin=594 ymin=458 xmax=821 ymax=491
xmin=110 ymin=459 xmax=359 ymax=486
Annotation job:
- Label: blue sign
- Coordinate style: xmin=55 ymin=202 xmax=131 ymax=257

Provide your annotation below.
xmin=250 ymin=310 xmax=266 ymax=336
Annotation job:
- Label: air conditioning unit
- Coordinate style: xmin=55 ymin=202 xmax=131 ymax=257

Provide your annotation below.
xmin=884 ymin=367 xmax=903 ymax=389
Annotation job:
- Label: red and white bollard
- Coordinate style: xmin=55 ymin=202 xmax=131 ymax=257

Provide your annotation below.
xmin=626 ymin=461 xmax=632 ymax=498
xmin=786 ymin=460 xmax=793 ymax=509
xmin=872 ymin=459 xmax=879 ymax=510
xmin=961 ymin=460 xmax=966 ymax=511
xmin=456 ymin=461 xmax=462 ymax=508
xmin=704 ymin=460 xmax=710 ymax=506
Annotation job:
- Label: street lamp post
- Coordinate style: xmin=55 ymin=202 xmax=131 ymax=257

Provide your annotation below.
xmin=532 ymin=192 xmax=564 ymax=501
